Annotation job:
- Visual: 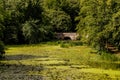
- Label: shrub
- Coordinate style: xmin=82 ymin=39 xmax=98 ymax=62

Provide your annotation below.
xmin=60 ymin=41 xmax=83 ymax=48
xmin=60 ymin=42 xmax=70 ymax=48
xmin=100 ymin=53 xmax=118 ymax=61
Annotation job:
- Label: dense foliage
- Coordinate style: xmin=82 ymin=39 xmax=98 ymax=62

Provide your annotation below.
xmin=0 ymin=0 xmax=80 ymax=44
xmin=0 ymin=0 xmax=120 ymax=52
xmin=76 ymin=0 xmax=120 ymax=52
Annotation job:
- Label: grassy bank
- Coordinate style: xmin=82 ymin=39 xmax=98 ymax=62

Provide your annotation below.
xmin=0 ymin=41 xmax=120 ymax=80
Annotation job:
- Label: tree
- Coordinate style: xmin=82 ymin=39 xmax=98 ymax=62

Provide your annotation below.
xmin=22 ymin=19 xmax=52 ymax=44
xmin=77 ymin=0 xmax=114 ymax=52
xmin=43 ymin=0 xmax=80 ymax=32
xmin=105 ymin=0 xmax=120 ymax=49
xmin=76 ymin=0 xmax=120 ymax=52
xmin=60 ymin=0 xmax=80 ymax=31
xmin=0 ymin=0 xmax=49 ymax=44
xmin=0 ymin=0 xmax=18 ymax=44
xmin=46 ymin=10 xmax=72 ymax=32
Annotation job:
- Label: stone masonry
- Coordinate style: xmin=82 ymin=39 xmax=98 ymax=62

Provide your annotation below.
xmin=55 ymin=33 xmax=79 ymax=40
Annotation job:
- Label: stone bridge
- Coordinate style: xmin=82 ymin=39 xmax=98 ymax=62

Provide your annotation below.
xmin=55 ymin=33 xmax=79 ymax=40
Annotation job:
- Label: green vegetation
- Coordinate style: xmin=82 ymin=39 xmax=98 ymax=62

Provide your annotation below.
xmin=0 ymin=0 xmax=120 ymax=52
xmin=0 ymin=0 xmax=120 ymax=53
xmin=76 ymin=0 xmax=120 ymax=52
xmin=0 ymin=0 xmax=79 ymax=44
xmin=0 ymin=41 xmax=120 ymax=80
xmin=0 ymin=0 xmax=120 ymax=79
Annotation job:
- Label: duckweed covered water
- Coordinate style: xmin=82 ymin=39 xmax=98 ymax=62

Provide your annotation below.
xmin=0 ymin=42 xmax=120 ymax=80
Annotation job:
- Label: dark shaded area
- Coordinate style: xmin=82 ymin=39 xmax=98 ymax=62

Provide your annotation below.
xmin=64 ymin=37 xmax=71 ymax=40
xmin=0 ymin=54 xmax=48 ymax=80
xmin=0 ymin=63 xmax=43 ymax=80
xmin=0 ymin=54 xmax=50 ymax=80
xmin=4 ymin=54 xmax=48 ymax=60
xmin=0 ymin=41 xmax=5 ymax=59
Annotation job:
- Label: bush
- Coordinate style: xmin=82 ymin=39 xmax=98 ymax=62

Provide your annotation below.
xmin=100 ymin=53 xmax=118 ymax=61
xmin=60 ymin=41 xmax=83 ymax=48
xmin=0 ymin=41 xmax=5 ymax=58
xmin=60 ymin=42 xmax=70 ymax=48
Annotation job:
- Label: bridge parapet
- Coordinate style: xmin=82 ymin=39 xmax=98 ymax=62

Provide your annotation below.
xmin=55 ymin=33 xmax=79 ymax=40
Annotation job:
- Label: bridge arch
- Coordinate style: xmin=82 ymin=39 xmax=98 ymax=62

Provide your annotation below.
xmin=55 ymin=33 xmax=79 ymax=40
xmin=64 ymin=37 xmax=71 ymax=40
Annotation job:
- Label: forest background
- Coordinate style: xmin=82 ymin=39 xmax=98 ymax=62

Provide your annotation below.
xmin=0 ymin=0 xmax=120 ymax=54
